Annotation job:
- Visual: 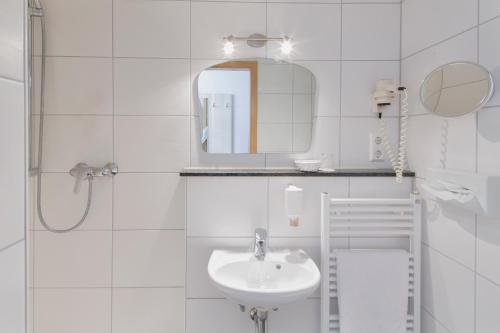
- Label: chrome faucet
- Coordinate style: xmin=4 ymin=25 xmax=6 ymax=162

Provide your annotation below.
xmin=254 ymin=228 xmax=267 ymax=261
xmin=69 ymin=162 xmax=118 ymax=193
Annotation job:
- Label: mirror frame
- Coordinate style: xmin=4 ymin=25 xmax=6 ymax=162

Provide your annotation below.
xmin=419 ymin=61 xmax=495 ymax=117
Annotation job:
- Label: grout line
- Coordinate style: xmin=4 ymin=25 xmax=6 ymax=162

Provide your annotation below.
xmin=111 ymin=0 xmax=115 ymax=331
xmin=401 ymin=26 xmax=477 ymax=60
xmin=0 ymin=75 xmax=25 ymax=84
xmin=476 ymin=272 xmax=500 ymax=289
xmin=421 ymin=307 xmax=454 ymax=333
xmin=0 ymin=238 xmax=25 ymax=253
xmin=338 ymin=2 xmax=343 ymax=168
xmin=33 ymin=286 xmax=185 ymax=290
xmin=423 ymin=242 xmax=475 ymax=273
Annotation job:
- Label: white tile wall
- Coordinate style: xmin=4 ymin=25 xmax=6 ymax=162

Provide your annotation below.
xmin=0 ymin=0 xmax=26 ymax=331
xmin=29 ymin=1 xmax=408 ymax=333
xmin=187 ymin=177 xmax=268 ymax=237
xmin=267 ymin=4 xmax=342 ymax=61
xmin=114 ymin=58 xmax=190 ymax=116
xmin=34 ymin=231 xmax=112 ymax=287
xmin=113 ymin=173 xmax=186 ymax=230
xmin=34 ymin=288 xmax=111 ymax=333
xmin=402 ymin=0 xmax=477 ymax=57
xmin=0 ymin=0 xmax=24 ymax=81
xmin=422 ymin=246 xmax=475 ymax=333
xmin=402 ymin=0 xmax=500 ymax=331
xmin=42 ymin=0 xmax=112 ymax=57
xmin=113 ymin=230 xmax=185 ymax=287
xmin=113 ymin=0 xmax=189 ymax=58
xmin=33 ymin=57 xmax=113 ymax=115
xmin=342 ymin=4 xmax=400 ymax=61
xmin=112 ymin=288 xmax=184 ymax=333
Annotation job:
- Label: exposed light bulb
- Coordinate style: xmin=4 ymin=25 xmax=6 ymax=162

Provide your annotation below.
xmin=280 ymin=38 xmax=293 ymax=55
xmin=223 ymin=40 xmax=235 ymax=56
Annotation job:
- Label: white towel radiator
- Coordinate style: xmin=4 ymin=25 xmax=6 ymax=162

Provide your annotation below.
xmin=320 ymin=194 xmax=422 ymax=333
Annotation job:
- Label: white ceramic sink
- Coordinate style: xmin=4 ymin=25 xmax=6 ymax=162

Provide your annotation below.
xmin=208 ymin=249 xmax=320 ymax=310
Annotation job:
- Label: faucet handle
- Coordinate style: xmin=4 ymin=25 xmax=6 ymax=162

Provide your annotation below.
xmin=70 ymin=163 xmax=91 ymax=194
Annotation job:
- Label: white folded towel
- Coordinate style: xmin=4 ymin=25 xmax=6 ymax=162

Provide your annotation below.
xmin=335 ymin=249 xmax=410 ymax=333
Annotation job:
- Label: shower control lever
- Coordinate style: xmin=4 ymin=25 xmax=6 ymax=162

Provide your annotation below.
xmin=69 ymin=162 xmax=118 ymax=194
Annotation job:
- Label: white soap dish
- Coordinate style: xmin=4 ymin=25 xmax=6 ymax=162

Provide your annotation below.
xmin=294 ymin=160 xmax=322 ymax=172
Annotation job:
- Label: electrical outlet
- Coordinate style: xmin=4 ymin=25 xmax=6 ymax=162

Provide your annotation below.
xmin=369 ymin=133 xmax=385 ymax=162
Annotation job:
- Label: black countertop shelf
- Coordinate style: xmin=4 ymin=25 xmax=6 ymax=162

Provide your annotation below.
xmin=180 ymin=168 xmax=415 ymax=177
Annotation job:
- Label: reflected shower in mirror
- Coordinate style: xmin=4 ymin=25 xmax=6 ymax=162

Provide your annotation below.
xmin=195 ymin=59 xmax=316 ymax=154
xmin=420 ymin=62 xmax=494 ymax=117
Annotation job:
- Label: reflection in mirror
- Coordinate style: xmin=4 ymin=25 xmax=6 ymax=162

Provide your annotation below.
xmin=420 ymin=62 xmax=494 ymax=117
xmin=196 ymin=59 xmax=316 ymax=154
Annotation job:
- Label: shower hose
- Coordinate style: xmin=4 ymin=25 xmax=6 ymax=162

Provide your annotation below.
xmin=31 ymin=0 xmax=93 ymax=233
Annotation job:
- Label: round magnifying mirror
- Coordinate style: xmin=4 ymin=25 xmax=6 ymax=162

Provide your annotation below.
xmin=420 ymin=62 xmax=494 ymax=117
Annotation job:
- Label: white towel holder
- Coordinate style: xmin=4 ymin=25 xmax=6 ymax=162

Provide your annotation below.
xmin=320 ymin=194 xmax=422 ymax=333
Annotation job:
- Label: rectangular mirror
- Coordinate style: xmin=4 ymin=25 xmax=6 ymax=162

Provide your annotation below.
xmin=195 ymin=58 xmax=316 ymax=154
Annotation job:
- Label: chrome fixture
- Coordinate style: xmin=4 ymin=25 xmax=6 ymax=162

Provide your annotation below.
xmin=70 ymin=163 xmax=118 ymax=193
xmin=250 ymin=308 xmax=268 ymax=333
xmin=223 ymin=34 xmax=293 ymax=55
xmin=254 ymin=228 xmax=267 ymax=261
xmin=28 ymin=0 xmax=118 ymax=233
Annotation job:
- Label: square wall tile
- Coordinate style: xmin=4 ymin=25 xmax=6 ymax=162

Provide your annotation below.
xmin=113 ymin=288 xmax=184 ymax=333
xmin=32 ymin=57 xmax=112 ymax=115
xmin=267 ymin=4 xmax=341 ymax=60
xmin=187 ymin=237 xmax=252 ymax=298
xmin=0 ymin=78 xmax=25 ymax=249
xmin=402 ymin=0 xmax=477 ymax=57
xmin=34 ymin=231 xmax=112 ymax=287
xmin=0 ymin=0 xmax=24 ymax=80
xmin=402 ymin=30 xmax=478 ymax=116
xmin=480 ymin=0 xmax=500 ymax=23
xmin=479 ymin=18 xmax=500 ymax=107
xmin=342 ymin=4 xmax=400 ymax=60
xmin=340 ymin=117 xmax=399 ymax=169
xmin=341 ymin=61 xmax=400 ymax=117
xmin=268 ymin=177 xmax=348 ymax=237
xmin=190 ymin=116 xmax=266 ymax=168
xmin=114 ymin=58 xmax=190 ymax=116
xmin=421 ymin=199 xmax=476 ymax=269
xmin=186 ymin=299 xmax=253 ymax=333
xmin=422 ymin=245 xmax=475 ymax=333
xmin=422 ymin=308 xmax=451 ymax=333
xmin=114 ymin=173 xmax=186 ymax=230
xmin=187 ymin=177 xmax=267 ymax=237
xmin=477 ymin=216 xmax=500 ymax=285
xmin=478 ymin=107 xmax=500 ymax=173
xmin=0 ymin=242 xmax=26 ymax=333
xmin=34 ymin=288 xmax=111 ymax=333
xmin=349 ymin=177 xmax=412 ymax=198
xmin=191 ymin=2 xmax=266 ymax=59
xmin=34 ymin=173 xmax=112 ymax=231
xmin=268 ymin=299 xmax=320 ymax=333
xmin=113 ymin=0 xmax=189 ymax=58
xmin=476 ymin=275 xmax=500 ymax=333
xmin=114 ymin=116 xmax=190 ymax=172
xmin=33 ymin=115 xmax=113 ymax=173
xmin=41 ymin=0 xmax=112 ymax=56
xmin=113 ymin=230 xmax=185 ymax=287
